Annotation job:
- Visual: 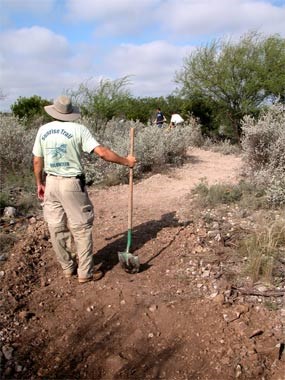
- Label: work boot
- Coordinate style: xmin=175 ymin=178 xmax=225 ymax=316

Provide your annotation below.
xmin=63 ymin=264 xmax=78 ymax=278
xmin=78 ymin=270 xmax=103 ymax=284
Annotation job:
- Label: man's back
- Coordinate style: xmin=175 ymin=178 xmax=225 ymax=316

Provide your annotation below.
xmin=32 ymin=121 xmax=99 ymax=176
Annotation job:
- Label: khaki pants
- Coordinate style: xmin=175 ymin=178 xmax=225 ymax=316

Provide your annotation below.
xmin=43 ymin=175 xmax=94 ymax=278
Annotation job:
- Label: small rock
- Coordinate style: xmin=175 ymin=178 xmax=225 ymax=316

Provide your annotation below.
xmin=148 ymin=333 xmax=154 ymax=338
xmin=249 ymin=329 xmax=263 ymax=339
xmin=213 ymin=293 xmax=224 ymax=305
xmin=18 ymin=310 xmax=29 ymax=321
xmin=207 ymin=230 xmax=220 ymax=238
xmin=201 ymin=270 xmax=211 ymax=278
xmin=15 ymin=364 xmax=23 ymax=372
xmin=29 ymin=217 xmax=37 ymax=224
xmin=3 ymin=207 xmax=17 ymax=218
xmin=2 ymin=345 xmax=13 ymax=360
xmin=235 ymin=364 xmax=242 ymax=378
xmin=255 ymin=284 xmax=268 ymax=292
xmin=105 ymin=355 xmax=126 ymax=375
xmin=149 ymin=304 xmax=157 ymax=313
xmin=208 ymin=291 xmax=219 ymax=299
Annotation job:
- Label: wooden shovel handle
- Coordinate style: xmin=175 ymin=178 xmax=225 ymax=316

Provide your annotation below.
xmin=128 ymin=128 xmax=134 ymax=230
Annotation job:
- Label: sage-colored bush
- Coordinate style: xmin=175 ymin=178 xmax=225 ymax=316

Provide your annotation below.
xmin=0 ymin=114 xmax=37 ymax=177
xmin=241 ymin=104 xmax=285 ymax=205
xmin=82 ymin=117 xmax=203 ymax=185
xmin=0 ymin=113 xmax=202 ymax=212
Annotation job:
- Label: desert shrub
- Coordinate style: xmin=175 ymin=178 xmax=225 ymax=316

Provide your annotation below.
xmin=0 ymin=114 xmax=37 ymax=177
xmin=81 ymin=117 xmax=202 ymax=185
xmin=242 ymin=104 xmax=285 ymax=171
xmin=192 ymin=179 xmax=266 ymax=209
xmin=241 ymin=104 xmax=285 ymax=205
xmin=192 ymin=181 xmax=243 ymax=207
xmin=0 ymin=115 xmax=38 ymax=214
xmin=203 ymin=138 xmax=241 ymax=155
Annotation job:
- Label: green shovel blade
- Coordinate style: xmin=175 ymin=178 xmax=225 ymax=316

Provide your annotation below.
xmin=118 ymin=229 xmax=140 ymax=273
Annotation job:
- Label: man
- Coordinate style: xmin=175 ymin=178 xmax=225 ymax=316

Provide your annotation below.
xmin=32 ymin=95 xmax=136 ymax=284
xmin=169 ymin=113 xmax=184 ymax=129
xmin=155 ymin=108 xmax=166 ymax=128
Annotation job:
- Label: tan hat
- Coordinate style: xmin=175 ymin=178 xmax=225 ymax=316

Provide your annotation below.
xmin=44 ymin=95 xmax=81 ymax=121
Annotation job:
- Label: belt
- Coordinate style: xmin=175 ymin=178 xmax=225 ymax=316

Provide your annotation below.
xmin=47 ymin=174 xmax=83 ymax=179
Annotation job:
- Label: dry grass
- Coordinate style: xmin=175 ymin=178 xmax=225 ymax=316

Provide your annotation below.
xmin=239 ymin=218 xmax=285 ymax=284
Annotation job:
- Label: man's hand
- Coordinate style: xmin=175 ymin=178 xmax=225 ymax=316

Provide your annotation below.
xmin=37 ymin=184 xmax=45 ymax=201
xmin=126 ymin=154 xmax=136 ymax=168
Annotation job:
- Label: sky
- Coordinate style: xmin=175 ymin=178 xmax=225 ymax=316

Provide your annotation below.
xmin=0 ymin=0 xmax=285 ymax=111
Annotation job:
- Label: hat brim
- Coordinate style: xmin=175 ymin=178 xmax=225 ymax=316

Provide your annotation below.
xmin=44 ymin=105 xmax=81 ymax=121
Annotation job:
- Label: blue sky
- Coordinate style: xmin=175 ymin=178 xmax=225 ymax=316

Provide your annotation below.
xmin=1 ymin=0 xmax=285 ymax=111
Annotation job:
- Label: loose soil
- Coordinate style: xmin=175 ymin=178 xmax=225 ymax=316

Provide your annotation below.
xmin=1 ymin=148 xmax=284 ymax=380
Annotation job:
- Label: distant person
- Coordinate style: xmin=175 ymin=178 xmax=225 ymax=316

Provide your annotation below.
xmin=169 ymin=113 xmax=184 ymax=129
xmin=155 ymin=108 xmax=166 ymax=128
xmin=32 ymin=95 xmax=136 ymax=284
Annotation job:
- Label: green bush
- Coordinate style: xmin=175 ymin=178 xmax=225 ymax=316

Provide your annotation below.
xmin=11 ymin=95 xmax=52 ymax=126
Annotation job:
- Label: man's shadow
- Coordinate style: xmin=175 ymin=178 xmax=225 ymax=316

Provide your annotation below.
xmin=94 ymin=211 xmax=187 ymax=273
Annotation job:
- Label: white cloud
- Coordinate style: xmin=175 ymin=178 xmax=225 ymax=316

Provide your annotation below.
xmin=66 ymin=0 xmax=159 ymax=35
xmin=102 ymin=41 xmax=194 ymax=96
xmin=0 ymin=26 xmax=69 ymax=58
xmin=66 ymin=0 xmax=157 ymax=20
xmin=158 ymin=0 xmax=285 ymax=38
xmin=0 ymin=27 xmax=91 ymax=110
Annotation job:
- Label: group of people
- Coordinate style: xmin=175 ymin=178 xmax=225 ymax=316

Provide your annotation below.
xmin=32 ymin=96 xmax=185 ymax=284
xmin=154 ymin=108 xmax=184 ymax=129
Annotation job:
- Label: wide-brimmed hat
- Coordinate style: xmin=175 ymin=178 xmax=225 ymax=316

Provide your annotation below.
xmin=44 ymin=95 xmax=81 ymax=121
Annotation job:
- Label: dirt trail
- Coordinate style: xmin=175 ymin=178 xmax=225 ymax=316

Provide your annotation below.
xmin=1 ymin=148 xmax=284 ymax=380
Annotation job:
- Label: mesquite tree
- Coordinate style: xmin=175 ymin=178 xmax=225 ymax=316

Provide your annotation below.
xmin=175 ymin=32 xmax=285 ymax=140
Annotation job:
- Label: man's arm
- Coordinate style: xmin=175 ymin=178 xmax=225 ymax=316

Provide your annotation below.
xmin=33 ymin=156 xmax=45 ymax=200
xmin=94 ymin=146 xmax=136 ymax=168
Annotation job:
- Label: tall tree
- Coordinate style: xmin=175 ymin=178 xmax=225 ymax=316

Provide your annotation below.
xmin=69 ymin=76 xmax=133 ymax=129
xmin=175 ymin=32 xmax=285 ymax=140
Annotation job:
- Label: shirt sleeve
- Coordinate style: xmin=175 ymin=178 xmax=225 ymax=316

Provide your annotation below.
xmin=81 ymin=125 xmax=100 ymax=153
xmin=32 ymin=129 xmax=43 ymax=157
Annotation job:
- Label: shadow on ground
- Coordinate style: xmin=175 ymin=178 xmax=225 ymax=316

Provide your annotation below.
xmin=94 ymin=212 xmax=186 ymax=273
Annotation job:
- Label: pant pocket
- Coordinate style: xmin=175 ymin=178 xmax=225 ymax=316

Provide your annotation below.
xmin=81 ymin=204 xmax=94 ymax=224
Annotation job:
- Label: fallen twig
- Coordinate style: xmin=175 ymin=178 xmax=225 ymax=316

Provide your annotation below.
xmin=232 ymin=286 xmax=285 ymax=297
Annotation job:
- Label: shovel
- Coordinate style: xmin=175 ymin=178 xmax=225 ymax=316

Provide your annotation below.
xmin=118 ymin=127 xmax=140 ymax=273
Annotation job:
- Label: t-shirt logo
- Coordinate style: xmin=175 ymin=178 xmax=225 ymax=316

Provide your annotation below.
xmin=47 ymin=144 xmax=67 ymax=159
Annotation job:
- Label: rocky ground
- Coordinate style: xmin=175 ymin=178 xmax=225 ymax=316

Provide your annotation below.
xmin=0 ymin=148 xmax=284 ymax=379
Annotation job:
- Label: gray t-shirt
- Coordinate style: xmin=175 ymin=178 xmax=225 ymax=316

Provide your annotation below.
xmin=32 ymin=121 xmax=100 ymax=176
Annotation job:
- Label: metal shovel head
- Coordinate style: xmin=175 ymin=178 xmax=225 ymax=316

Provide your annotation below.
xmin=118 ymin=251 xmax=140 ymax=274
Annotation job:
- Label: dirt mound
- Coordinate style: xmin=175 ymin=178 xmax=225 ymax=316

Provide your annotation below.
xmin=1 ymin=149 xmax=284 ymax=379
